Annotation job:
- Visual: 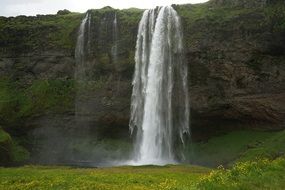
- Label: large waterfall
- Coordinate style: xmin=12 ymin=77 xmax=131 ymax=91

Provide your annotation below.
xmin=130 ymin=6 xmax=190 ymax=165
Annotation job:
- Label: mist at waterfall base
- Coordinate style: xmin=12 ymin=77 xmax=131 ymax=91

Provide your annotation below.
xmin=29 ymin=6 xmax=190 ymax=167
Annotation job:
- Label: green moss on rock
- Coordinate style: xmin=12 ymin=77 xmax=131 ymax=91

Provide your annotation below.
xmin=0 ymin=78 xmax=75 ymax=125
xmin=0 ymin=128 xmax=29 ymax=165
xmin=20 ymin=80 xmax=75 ymax=117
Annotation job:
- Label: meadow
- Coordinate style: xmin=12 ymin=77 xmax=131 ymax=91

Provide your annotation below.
xmin=1 ymin=130 xmax=285 ymax=190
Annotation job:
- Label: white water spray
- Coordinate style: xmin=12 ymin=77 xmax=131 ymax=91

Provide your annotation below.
xmin=130 ymin=6 xmax=189 ymax=165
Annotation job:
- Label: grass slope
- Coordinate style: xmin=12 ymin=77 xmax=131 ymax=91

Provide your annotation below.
xmin=187 ymin=130 xmax=276 ymax=167
xmin=197 ymin=157 xmax=285 ymax=190
xmin=238 ymin=130 xmax=285 ymax=161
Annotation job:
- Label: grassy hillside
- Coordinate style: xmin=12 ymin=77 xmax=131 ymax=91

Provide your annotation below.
xmin=187 ymin=130 xmax=285 ymax=167
xmin=197 ymin=157 xmax=285 ymax=190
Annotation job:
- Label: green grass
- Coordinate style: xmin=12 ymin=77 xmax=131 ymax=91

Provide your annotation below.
xmin=0 ymin=165 xmax=210 ymax=190
xmin=1 ymin=130 xmax=285 ymax=189
xmin=197 ymin=157 xmax=285 ymax=190
xmin=186 ymin=130 xmax=275 ymax=167
xmin=1 ymin=158 xmax=285 ymax=190
xmin=238 ymin=130 xmax=285 ymax=162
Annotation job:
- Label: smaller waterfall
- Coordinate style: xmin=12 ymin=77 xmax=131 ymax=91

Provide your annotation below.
xmin=112 ymin=13 xmax=118 ymax=64
xmin=75 ymin=13 xmax=92 ymax=83
xmin=74 ymin=12 xmax=95 ymax=128
xmin=130 ymin=6 xmax=189 ymax=165
xmin=75 ymin=13 xmax=88 ymax=74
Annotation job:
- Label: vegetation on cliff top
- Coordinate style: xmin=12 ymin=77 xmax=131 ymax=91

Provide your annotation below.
xmin=0 ymin=12 xmax=83 ymax=53
xmin=176 ymin=0 xmax=285 ymax=50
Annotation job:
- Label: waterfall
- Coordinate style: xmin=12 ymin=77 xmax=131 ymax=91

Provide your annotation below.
xmin=75 ymin=13 xmax=92 ymax=84
xmin=74 ymin=11 xmax=120 ymax=129
xmin=130 ymin=6 xmax=189 ymax=165
xmin=112 ymin=13 xmax=118 ymax=64
xmin=74 ymin=12 xmax=95 ymax=130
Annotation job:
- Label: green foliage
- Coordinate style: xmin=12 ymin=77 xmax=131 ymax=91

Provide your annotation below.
xmin=20 ymin=80 xmax=75 ymax=117
xmin=0 ymin=127 xmax=12 ymax=146
xmin=1 ymin=158 xmax=284 ymax=190
xmin=0 ymin=78 xmax=75 ymax=125
xmin=10 ymin=141 xmax=30 ymax=163
xmin=175 ymin=3 xmax=238 ymax=48
xmin=57 ymin=9 xmax=71 ymax=15
xmin=238 ymin=130 xmax=285 ymax=162
xmin=0 ymin=13 xmax=83 ymax=52
xmin=186 ymin=130 xmax=274 ymax=167
xmin=46 ymin=13 xmax=83 ymax=49
xmin=0 ymin=128 xmax=29 ymax=164
xmin=175 ymin=1 xmax=285 ymax=50
xmin=197 ymin=157 xmax=285 ymax=190
xmin=264 ymin=1 xmax=285 ymax=31
xmin=0 ymin=128 xmax=12 ymax=164
xmin=0 ymin=79 xmax=22 ymax=124
xmin=0 ymin=165 xmax=209 ymax=190
xmin=118 ymin=8 xmax=143 ymax=26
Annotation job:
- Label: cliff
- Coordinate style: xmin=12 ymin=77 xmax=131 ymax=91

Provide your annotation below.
xmin=0 ymin=0 xmax=284 ymax=154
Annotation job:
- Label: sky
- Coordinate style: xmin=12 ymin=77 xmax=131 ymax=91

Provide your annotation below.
xmin=0 ymin=0 xmax=209 ymax=17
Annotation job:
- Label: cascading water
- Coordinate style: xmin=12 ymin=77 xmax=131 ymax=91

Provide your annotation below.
xmin=130 ymin=6 xmax=189 ymax=165
xmin=74 ymin=10 xmax=120 ymax=132
xmin=75 ymin=13 xmax=88 ymax=70
xmin=112 ymin=13 xmax=118 ymax=64
xmin=75 ymin=13 xmax=92 ymax=121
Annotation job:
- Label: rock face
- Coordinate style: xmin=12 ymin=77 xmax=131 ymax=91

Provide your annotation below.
xmin=179 ymin=1 xmax=285 ymax=130
xmin=0 ymin=0 xmax=284 ymax=138
xmin=0 ymin=51 xmax=75 ymax=82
